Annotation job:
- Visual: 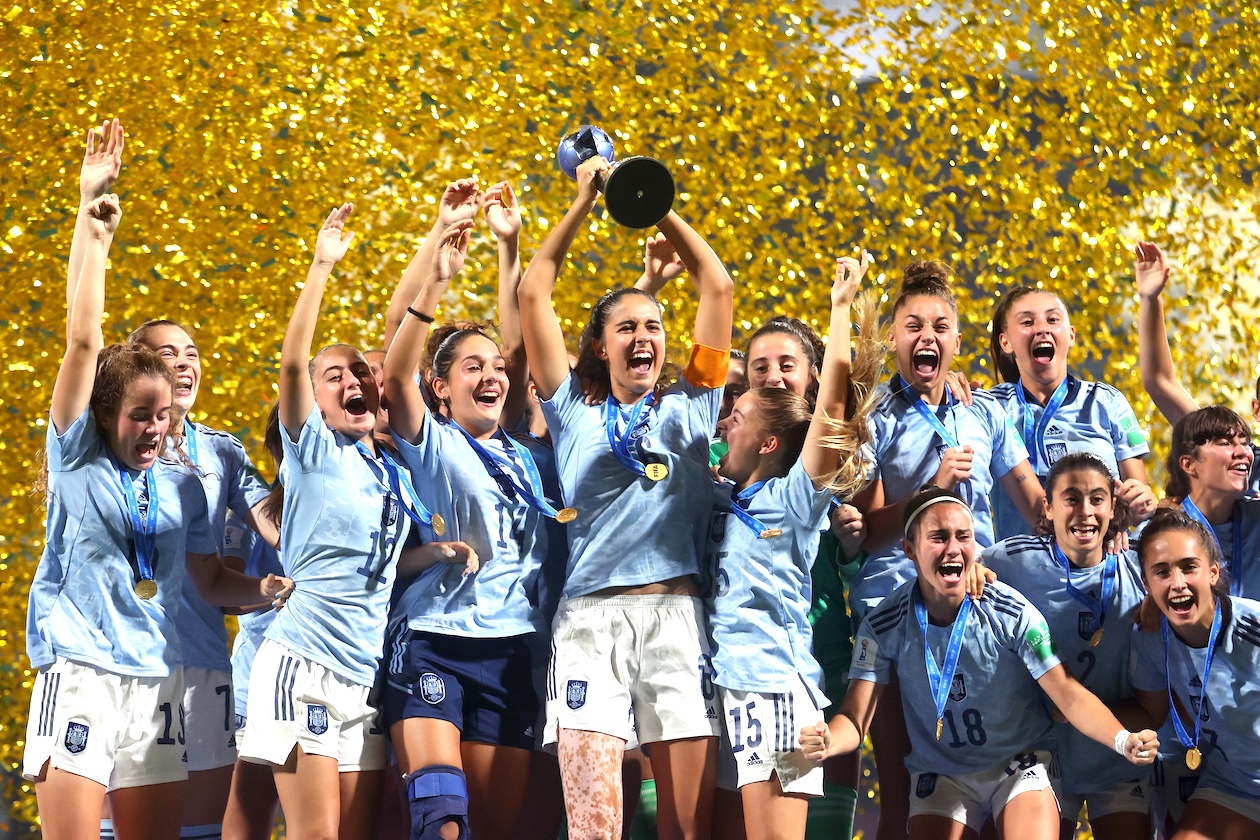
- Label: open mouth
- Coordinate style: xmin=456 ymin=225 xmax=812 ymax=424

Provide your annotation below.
xmin=345 ymin=395 xmax=368 ymax=417
xmin=1168 ymin=593 xmax=1194 ymax=617
xmin=630 ymin=351 xmax=654 ymax=376
xmin=474 ymin=389 xmax=501 ymax=408
xmin=1031 ymin=341 xmax=1055 ymax=364
xmin=913 ymin=349 xmax=939 ymax=378
xmin=136 ymin=441 xmax=159 ymax=460
xmin=174 ymin=374 xmax=195 ymax=396
xmin=939 ymin=559 xmax=965 ymax=582
xmin=1068 ymin=523 xmax=1099 ymax=542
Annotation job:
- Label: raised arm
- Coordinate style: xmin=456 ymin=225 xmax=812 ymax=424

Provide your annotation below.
xmin=634 ymin=232 xmax=686 ymax=296
xmin=517 ymin=156 xmax=608 ymax=400
xmin=1000 ymin=461 xmax=1047 ymax=527
xmin=1136 ymin=241 xmax=1198 ymax=424
xmin=484 ymin=181 xmax=529 ymax=428
xmin=67 ymin=120 xmax=124 ymax=329
xmin=655 ymin=211 xmax=734 ymax=351
xmin=52 ymin=194 xmax=120 ymax=434
xmin=383 ymin=179 xmax=480 ymax=351
xmin=802 ymin=254 xmax=865 ymax=486
xmin=278 ymin=203 xmax=355 ymax=439
xmin=383 ymin=220 xmax=474 ymax=443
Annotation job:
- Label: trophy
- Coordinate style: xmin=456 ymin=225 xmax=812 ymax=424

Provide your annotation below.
xmin=556 ymin=126 xmax=675 ymax=229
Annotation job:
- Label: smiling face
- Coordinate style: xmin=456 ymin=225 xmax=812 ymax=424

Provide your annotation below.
xmin=137 ymin=323 xmax=200 ymax=419
xmin=595 ymin=295 xmax=666 ymax=403
xmin=432 ymin=333 xmax=508 ymax=438
xmin=101 ymin=375 xmax=174 ymax=471
xmin=716 ymin=391 xmax=771 ymax=486
xmin=746 ymin=332 xmax=814 ymax=398
xmin=998 ymin=291 xmax=1074 ymax=389
xmin=1141 ymin=528 xmax=1220 ymax=642
xmin=905 ymin=501 xmax=975 ymax=602
xmin=311 ymin=345 xmax=379 ymax=440
xmin=1181 ymin=429 xmax=1254 ymax=501
xmin=1046 ymin=467 xmax=1114 ymax=564
xmin=890 ymin=294 xmax=961 ymax=399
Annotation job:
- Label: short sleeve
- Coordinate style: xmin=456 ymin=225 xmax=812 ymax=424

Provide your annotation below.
xmin=225 ymin=440 xmax=271 ymax=518
xmin=1105 ymin=388 xmax=1150 ymax=462
xmin=1128 ymin=626 xmax=1166 ymax=693
xmin=181 ymin=474 xmax=219 ymax=556
xmin=282 ymin=407 xmax=336 ymax=474
xmin=46 ymin=407 xmax=100 ymax=472
xmin=539 ymin=371 xmax=587 ymax=432
xmin=849 ymin=619 xmax=894 ymax=684
xmin=985 ymin=397 xmax=1030 ymax=481
xmin=1009 ymin=598 xmax=1061 ymax=680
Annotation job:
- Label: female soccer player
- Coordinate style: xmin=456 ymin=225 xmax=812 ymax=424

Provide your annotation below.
xmin=982 ymin=453 xmax=1150 ymax=839
xmin=383 ymin=181 xmax=558 ymax=839
xmin=517 ymin=154 xmax=734 ymax=838
xmin=706 ymin=254 xmax=875 ymax=839
xmin=1131 ymin=509 xmax=1260 ymax=838
xmin=987 ymin=286 xmax=1154 ymax=538
xmin=801 ymin=487 xmax=1158 ymax=840
xmin=850 ymin=260 xmax=1044 ymax=840
xmin=26 ymin=135 xmax=290 ymax=840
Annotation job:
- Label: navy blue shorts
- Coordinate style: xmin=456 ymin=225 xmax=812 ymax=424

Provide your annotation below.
xmin=384 ymin=628 xmax=538 ymax=751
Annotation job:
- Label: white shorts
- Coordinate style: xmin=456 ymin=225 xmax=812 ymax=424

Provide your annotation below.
xmin=544 ymin=595 xmax=721 ymax=747
xmin=183 ymin=667 xmax=237 ymax=772
xmin=1191 ymin=784 xmax=1260 ymax=826
xmin=23 ymin=658 xmax=187 ymax=790
xmin=716 ymin=681 xmax=824 ymax=796
xmin=1058 ymin=779 xmax=1149 ymax=822
xmin=909 ymin=749 xmax=1059 ymax=831
xmin=238 ymin=640 xmax=386 ymax=772
xmin=1148 ymin=752 xmax=1203 ymax=826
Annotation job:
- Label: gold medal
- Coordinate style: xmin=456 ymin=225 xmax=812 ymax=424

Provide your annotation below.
xmin=556 ymin=508 xmax=577 ymax=523
xmin=759 ymin=528 xmax=783 ymax=539
xmin=134 ymin=578 xmax=158 ymax=600
xmin=1186 ymin=746 xmax=1202 ymax=770
xmin=644 ymin=462 xmax=668 ymax=482
xmin=935 ymin=717 xmax=943 ymax=741
xmin=1089 ymin=628 xmax=1104 ymax=648
xmin=430 ymin=513 xmax=447 ymax=537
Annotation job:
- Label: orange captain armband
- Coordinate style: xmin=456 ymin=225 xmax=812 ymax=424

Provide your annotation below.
xmin=683 ymin=342 xmax=729 ymax=389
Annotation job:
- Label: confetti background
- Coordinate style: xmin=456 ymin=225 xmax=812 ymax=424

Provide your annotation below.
xmin=1 ymin=0 xmax=1257 ymax=829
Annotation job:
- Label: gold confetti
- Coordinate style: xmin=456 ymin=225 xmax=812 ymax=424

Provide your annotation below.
xmin=1 ymin=0 xmax=1258 ymax=826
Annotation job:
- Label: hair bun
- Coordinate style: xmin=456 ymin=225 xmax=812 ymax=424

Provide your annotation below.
xmin=901 ymin=260 xmax=955 ymax=297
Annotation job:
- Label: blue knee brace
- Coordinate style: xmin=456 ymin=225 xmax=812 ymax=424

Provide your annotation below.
xmin=407 ymin=765 xmax=469 ymax=840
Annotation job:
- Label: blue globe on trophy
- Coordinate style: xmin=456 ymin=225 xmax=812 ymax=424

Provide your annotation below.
xmin=556 ymin=126 xmax=675 ymax=229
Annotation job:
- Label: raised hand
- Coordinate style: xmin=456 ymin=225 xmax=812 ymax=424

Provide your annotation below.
xmin=644 ymin=232 xmax=686 ymax=286
xmin=933 ymin=445 xmax=974 ymax=489
xmin=437 ymin=178 xmax=481 ymax=229
xmin=833 ymin=250 xmax=869 ymax=307
xmin=1135 ymin=241 xmax=1170 ymax=300
xmin=484 ymin=181 xmax=521 ymax=241
xmin=831 ymin=503 xmax=867 ymax=558
xmin=574 ymin=155 xmax=610 ymax=207
xmin=312 ymin=203 xmax=355 ymax=268
xmin=432 ymin=219 xmax=474 ymax=284
xmin=80 ymin=119 xmax=124 ymax=203
xmin=84 ymin=193 xmax=122 ymax=239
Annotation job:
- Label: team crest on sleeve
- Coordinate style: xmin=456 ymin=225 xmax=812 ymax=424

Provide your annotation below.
xmin=566 ymin=679 xmax=588 ymax=710
xmin=64 ymin=721 xmax=89 ymax=754
xmin=306 ymin=704 xmax=329 ymax=735
xmin=915 ymin=773 xmax=937 ymax=798
xmin=853 ymin=636 xmax=878 ymax=671
xmin=420 ymin=673 xmax=446 ymax=705
xmin=948 ymin=674 xmax=967 ymax=702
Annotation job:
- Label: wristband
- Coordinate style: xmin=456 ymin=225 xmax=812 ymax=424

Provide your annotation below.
xmin=1113 ymin=729 xmax=1132 ymax=756
xmin=407 ymin=307 xmax=435 ymax=323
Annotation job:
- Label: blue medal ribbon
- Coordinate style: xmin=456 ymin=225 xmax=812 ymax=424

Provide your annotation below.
xmin=117 ymin=463 xmax=160 ymax=587
xmin=450 ymin=422 xmax=566 ymax=521
xmin=1162 ymin=601 xmax=1223 ymax=755
xmin=1051 ymin=543 xmax=1118 ymax=635
xmin=184 ymin=419 xmax=199 ymax=466
xmin=354 ymin=442 xmax=441 ymax=534
xmin=914 ymin=588 xmax=973 ymax=740
xmin=1016 ymin=377 xmax=1069 ymax=471
xmin=605 ymin=393 xmax=656 ymax=477
xmin=726 ymin=479 xmax=780 ymax=539
xmin=1180 ymin=497 xmax=1242 ymax=597
xmin=893 ymin=374 xmax=959 ymax=449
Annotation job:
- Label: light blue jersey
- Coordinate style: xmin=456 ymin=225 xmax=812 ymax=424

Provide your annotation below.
xmin=26 ymin=408 xmax=217 ymax=677
xmin=990 ymin=377 xmax=1148 ymax=539
xmin=541 ymin=370 xmax=721 ymax=598
xmin=1183 ymin=497 xmax=1260 ymax=598
xmin=175 ymin=421 xmax=271 ymax=673
xmin=851 ymin=382 xmax=1028 ymax=625
xmin=982 ymin=535 xmax=1146 ymax=793
xmin=851 ymin=580 xmax=1060 ymax=777
xmin=227 ymin=514 xmax=284 ymax=719
xmin=705 ymin=460 xmax=833 ymax=708
xmin=1131 ymin=597 xmax=1260 ymax=802
xmin=391 ymin=411 xmax=552 ymax=637
xmin=265 ymin=408 xmax=410 ymax=687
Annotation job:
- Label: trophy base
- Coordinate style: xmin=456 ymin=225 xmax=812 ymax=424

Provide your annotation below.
xmin=604 ymin=156 xmax=675 ymax=229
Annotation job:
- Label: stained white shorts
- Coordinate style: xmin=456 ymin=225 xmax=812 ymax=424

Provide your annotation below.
xmin=23 ymin=658 xmax=187 ymax=790
xmin=237 ymin=640 xmax=385 ymax=772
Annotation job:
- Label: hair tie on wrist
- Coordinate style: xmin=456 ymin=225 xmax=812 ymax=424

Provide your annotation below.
xmin=408 ymin=307 xmax=435 ymax=323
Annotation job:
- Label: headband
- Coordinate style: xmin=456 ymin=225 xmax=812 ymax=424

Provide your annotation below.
xmin=903 ymin=489 xmax=972 ymax=536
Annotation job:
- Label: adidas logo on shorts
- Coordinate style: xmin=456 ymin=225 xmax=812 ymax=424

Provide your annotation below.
xmin=1130 ymin=785 xmax=1143 ymax=798
xmin=705 ymin=706 xmax=718 ymax=720
xmin=1022 ymin=769 xmax=1037 ymax=781
xmin=746 ymin=752 xmax=764 ymax=766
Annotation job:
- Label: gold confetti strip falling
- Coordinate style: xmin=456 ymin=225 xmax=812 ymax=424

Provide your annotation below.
xmin=0 ymin=0 xmax=1257 ymax=823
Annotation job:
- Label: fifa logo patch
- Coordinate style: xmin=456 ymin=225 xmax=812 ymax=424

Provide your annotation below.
xmin=307 ymin=704 xmax=329 ymax=736
xmin=916 ymin=773 xmax=937 ymax=798
xmin=420 ymin=673 xmax=446 ymax=705
xmin=854 ymin=637 xmax=878 ymax=670
xmin=566 ymin=680 xmax=588 ymax=710
xmin=948 ymin=674 xmax=967 ymax=702
xmin=64 ymin=721 xmax=89 ymax=755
